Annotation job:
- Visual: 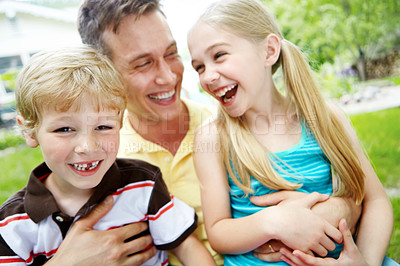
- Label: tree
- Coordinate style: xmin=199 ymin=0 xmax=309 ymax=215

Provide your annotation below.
xmin=266 ymin=0 xmax=400 ymax=80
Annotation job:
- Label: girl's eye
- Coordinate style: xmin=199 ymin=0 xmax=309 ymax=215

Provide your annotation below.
xmin=214 ymin=52 xmax=227 ymax=60
xmin=54 ymin=127 xmax=72 ymax=133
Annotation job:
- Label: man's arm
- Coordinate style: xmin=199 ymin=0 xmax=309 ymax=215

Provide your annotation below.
xmin=250 ymin=191 xmax=361 ymax=262
xmin=45 ymin=196 xmax=156 ymax=266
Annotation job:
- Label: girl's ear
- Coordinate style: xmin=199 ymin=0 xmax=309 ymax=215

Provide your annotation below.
xmin=263 ymin=33 xmax=281 ymax=66
xmin=16 ymin=115 xmax=39 ymax=148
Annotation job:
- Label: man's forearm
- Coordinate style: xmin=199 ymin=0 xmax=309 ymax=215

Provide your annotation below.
xmin=311 ymin=196 xmax=362 ymax=233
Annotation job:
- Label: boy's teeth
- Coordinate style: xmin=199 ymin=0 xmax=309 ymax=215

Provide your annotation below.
xmin=148 ymin=90 xmax=175 ymax=101
xmin=215 ymin=84 xmax=236 ymax=97
xmin=72 ymin=161 xmax=100 ymax=171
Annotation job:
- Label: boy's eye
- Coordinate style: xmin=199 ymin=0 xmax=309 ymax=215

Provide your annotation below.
xmin=54 ymin=127 xmax=72 ymax=133
xmin=96 ymin=125 xmax=113 ymax=131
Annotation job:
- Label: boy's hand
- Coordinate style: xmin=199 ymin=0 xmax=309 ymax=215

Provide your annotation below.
xmin=46 ymin=196 xmax=156 ymax=265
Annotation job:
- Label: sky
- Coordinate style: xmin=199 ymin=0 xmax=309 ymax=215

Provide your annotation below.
xmin=161 ymin=0 xmax=218 ymax=95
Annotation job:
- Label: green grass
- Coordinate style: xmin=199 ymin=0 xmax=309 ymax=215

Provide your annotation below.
xmin=388 ymin=197 xmax=400 ymax=261
xmin=350 ymin=107 xmax=400 ymax=188
xmin=0 ymin=146 xmax=43 ymax=203
xmin=350 ymin=107 xmax=400 ymax=261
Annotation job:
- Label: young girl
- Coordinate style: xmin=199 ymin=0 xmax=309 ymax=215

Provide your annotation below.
xmin=188 ymin=0 xmax=393 ymax=265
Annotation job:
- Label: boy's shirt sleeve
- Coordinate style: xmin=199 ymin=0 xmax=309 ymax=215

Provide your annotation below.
xmin=147 ymin=171 xmax=197 ymax=250
xmin=0 ymin=234 xmax=26 ymax=265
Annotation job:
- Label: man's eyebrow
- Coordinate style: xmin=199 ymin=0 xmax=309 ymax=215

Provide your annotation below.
xmin=128 ymin=41 xmax=178 ymax=65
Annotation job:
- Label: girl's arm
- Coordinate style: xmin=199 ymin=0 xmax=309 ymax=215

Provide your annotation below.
xmin=331 ymin=104 xmax=393 ymax=265
xmin=173 ymin=233 xmax=216 ymax=266
xmin=194 ymin=122 xmax=342 ymax=256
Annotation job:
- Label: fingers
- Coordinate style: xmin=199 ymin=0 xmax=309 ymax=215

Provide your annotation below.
xmin=301 ymin=192 xmax=329 ymax=209
xmin=325 ymin=221 xmax=343 ymax=245
xmin=116 ymin=222 xmax=149 ymax=242
xmin=250 ymin=193 xmax=282 ymax=207
xmin=254 ymin=251 xmax=282 ymax=262
xmin=250 ymin=191 xmax=293 ymax=207
xmin=75 ymin=195 xmax=114 ymax=229
xmin=339 ymin=219 xmax=357 ymax=253
xmin=125 ymin=242 xmax=157 ymax=265
xmin=254 ymin=240 xmax=286 ymax=262
xmin=280 ymin=247 xmax=308 ymax=266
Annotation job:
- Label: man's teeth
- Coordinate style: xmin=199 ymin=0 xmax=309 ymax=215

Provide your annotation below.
xmin=72 ymin=161 xmax=100 ymax=171
xmin=148 ymin=90 xmax=175 ymax=101
xmin=215 ymin=84 xmax=236 ymax=98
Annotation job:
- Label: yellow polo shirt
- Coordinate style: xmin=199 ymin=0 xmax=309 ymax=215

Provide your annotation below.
xmin=118 ymin=98 xmax=222 ymax=265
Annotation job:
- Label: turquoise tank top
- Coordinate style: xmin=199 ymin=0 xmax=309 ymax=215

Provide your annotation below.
xmin=225 ymin=124 xmax=342 ymax=265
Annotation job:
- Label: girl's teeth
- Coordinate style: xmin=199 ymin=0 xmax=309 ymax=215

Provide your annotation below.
xmin=215 ymin=84 xmax=236 ymax=97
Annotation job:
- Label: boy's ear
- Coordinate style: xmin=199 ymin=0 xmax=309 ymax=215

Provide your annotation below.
xmin=16 ymin=115 xmax=39 ymax=148
xmin=263 ymin=33 xmax=281 ymax=67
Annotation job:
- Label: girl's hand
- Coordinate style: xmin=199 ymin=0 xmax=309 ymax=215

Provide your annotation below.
xmin=279 ymin=219 xmax=368 ymax=266
xmin=269 ymin=193 xmax=342 ymax=256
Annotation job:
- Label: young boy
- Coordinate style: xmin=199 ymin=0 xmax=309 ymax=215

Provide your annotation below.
xmin=0 ymin=46 xmax=215 ymax=265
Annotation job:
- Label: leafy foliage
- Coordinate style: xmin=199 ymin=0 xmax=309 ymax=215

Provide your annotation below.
xmin=266 ymin=0 xmax=400 ymax=69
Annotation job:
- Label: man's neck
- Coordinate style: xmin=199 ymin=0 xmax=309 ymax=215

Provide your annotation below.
xmin=127 ymin=105 xmax=190 ymax=156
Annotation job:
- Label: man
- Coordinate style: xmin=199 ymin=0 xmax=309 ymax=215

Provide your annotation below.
xmin=46 ymin=0 xmax=389 ymax=265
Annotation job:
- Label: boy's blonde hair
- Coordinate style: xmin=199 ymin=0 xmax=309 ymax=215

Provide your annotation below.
xmin=15 ymin=45 xmax=127 ymax=136
xmin=198 ymin=0 xmax=365 ymax=204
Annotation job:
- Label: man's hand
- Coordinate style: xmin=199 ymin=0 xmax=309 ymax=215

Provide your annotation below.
xmin=46 ymin=196 xmax=156 ymax=266
xmin=279 ymin=219 xmax=368 ymax=266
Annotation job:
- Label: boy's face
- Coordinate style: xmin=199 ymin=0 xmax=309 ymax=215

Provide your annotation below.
xmin=27 ymin=100 xmax=121 ymax=196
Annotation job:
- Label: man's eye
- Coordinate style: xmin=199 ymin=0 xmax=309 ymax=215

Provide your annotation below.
xmin=54 ymin=127 xmax=72 ymax=133
xmin=194 ymin=65 xmax=204 ymax=74
xmin=135 ymin=61 xmax=151 ymax=69
xmin=166 ymin=50 xmax=178 ymax=58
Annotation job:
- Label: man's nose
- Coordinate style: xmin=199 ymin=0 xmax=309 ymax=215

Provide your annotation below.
xmin=155 ymin=60 xmax=175 ymax=85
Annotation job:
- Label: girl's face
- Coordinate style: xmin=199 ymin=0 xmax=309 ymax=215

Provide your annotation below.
xmin=188 ymin=22 xmax=271 ymax=117
xmin=27 ymin=98 xmax=121 ymax=197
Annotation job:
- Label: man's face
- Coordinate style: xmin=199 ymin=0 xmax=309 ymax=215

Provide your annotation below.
xmin=102 ymin=11 xmax=184 ymax=123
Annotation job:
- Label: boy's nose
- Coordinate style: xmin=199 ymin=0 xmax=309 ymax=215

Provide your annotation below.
xmin=74 ymin=135 xmax=99 ymax=153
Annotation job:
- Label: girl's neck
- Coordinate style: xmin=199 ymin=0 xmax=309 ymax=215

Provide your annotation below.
xmin=244 ymin=87 xmax=294 ymax=128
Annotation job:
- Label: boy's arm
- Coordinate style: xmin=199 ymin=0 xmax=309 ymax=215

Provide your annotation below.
xmin=172 ymin=233 xmax=216 ymax=266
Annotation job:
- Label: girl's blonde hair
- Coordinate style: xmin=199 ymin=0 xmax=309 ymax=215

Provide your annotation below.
xmin=199 ymin=0 xmax=365 ymax=203
xmin=15 ymin=45 xmax=127 ymax=136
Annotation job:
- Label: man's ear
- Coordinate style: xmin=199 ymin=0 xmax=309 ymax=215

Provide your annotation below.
xmin=16 ymin=115 xmax=39 ymax=148
xmin=262 ymin=33 xmax=281 ymax=66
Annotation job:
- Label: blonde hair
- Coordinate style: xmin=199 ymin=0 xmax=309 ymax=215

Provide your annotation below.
xmin=15 ymin=45 xmax=127 ymax=136
xmin=199 ymin=0 xmax=365 ymax=203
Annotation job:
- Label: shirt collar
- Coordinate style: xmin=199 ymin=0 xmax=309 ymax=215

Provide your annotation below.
xmin=25 ymin=162 xmax=122 ymax=223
